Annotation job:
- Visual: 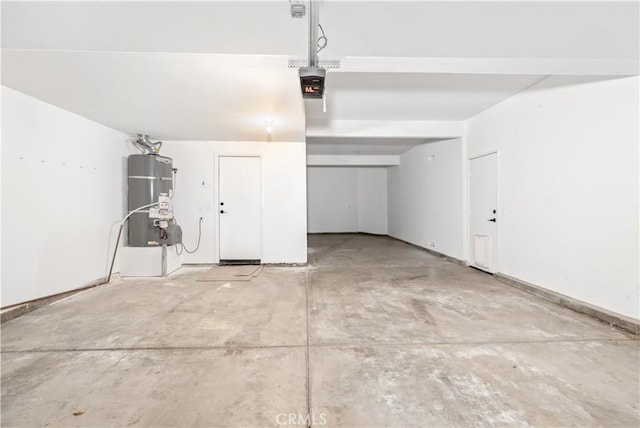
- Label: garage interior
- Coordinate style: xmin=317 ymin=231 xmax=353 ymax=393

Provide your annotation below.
xmin=1 ymin=1 xmax=639 ymax=427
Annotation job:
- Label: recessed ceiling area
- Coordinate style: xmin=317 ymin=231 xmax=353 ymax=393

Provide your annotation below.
xmin=306 ymin=137 xmax=451 ymax=155
xmin=305 ymin=73 xmax=545 ymax=121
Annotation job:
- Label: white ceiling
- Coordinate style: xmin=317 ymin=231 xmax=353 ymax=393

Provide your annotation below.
xmin=2 ymin=50 xmax=306 ymax=141
xmin=2 ymin=1 xmax=307 ymax=55
xmin=2 ymin=0 xmax=638 ymax=151
xmin=3 ymin=1 xmax=637 ymax=59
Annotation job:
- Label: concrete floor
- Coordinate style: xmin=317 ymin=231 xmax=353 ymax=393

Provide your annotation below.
xmin=2 ymin=234 xmax=638 ymax=427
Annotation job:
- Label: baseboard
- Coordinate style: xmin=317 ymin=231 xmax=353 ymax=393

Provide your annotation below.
xmin=182 ymin=263 xmax=218 ymax=267
xmin=183 ymin=262 xmax=308 ymax=267
xmin=1 ymin=276 xmax=111 ymax=323
xmin=308 ymin=231 xmax=387 ymax=236
xmin=219 ymin=259 xmax=261 ymax=266
xmin=379 ymin=235 xmax=639 ymax=335
xmin=308 ymin=232 xmax=360 ymax=235
xmin=494 ymin=273 xmax=639 ymax=336
xmin=263 ymin=262 xmax=308 ymax=267
xmin=423 ymin=248 xmax=468 ymax=267
xmin=388 ymin=235 xmax=468 ymax=267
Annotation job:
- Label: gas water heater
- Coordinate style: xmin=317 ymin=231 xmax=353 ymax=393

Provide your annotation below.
xmin=127 ymin=154 xmax=182 ymax=247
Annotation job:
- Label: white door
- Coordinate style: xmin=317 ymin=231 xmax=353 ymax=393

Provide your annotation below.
xmin=469 ymin=153 xmax=498 ymax=273
xmin=218 ymin=156 xmax=262 ymax=262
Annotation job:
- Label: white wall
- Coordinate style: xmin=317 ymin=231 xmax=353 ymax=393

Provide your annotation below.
xmin=357 ymin=168 xmax=388 ymax=235
xmin=387 ymin=139 xmax=465 ymax=260
xmin=307 ymin=167 xmax=358 ymax=233
xmin=307 ymin=167 xmax=388 ymax=234
xmin=161 ymin=140 xmax=307 ymax=264
xmin=1 ymin=86 xmax=129 ymax=307
xmin=466 ymin=76 xmax=639 ymax=319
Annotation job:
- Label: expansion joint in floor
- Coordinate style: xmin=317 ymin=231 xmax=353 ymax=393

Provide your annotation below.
xmin=0 ymin=344 xmax=307 ymax=354
xmin=2 ymin=337 xmax=636 ymax=355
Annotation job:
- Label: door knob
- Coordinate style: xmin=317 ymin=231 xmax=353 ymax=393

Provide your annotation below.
xmin=488 ymin=218 xmax=496 ymax=222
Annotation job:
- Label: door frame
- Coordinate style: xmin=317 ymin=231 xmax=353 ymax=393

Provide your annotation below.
xmin=467 ymin=150 xmax=500 ymax=273
xmin=215 ymin=154 xmax=264 ymax=264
